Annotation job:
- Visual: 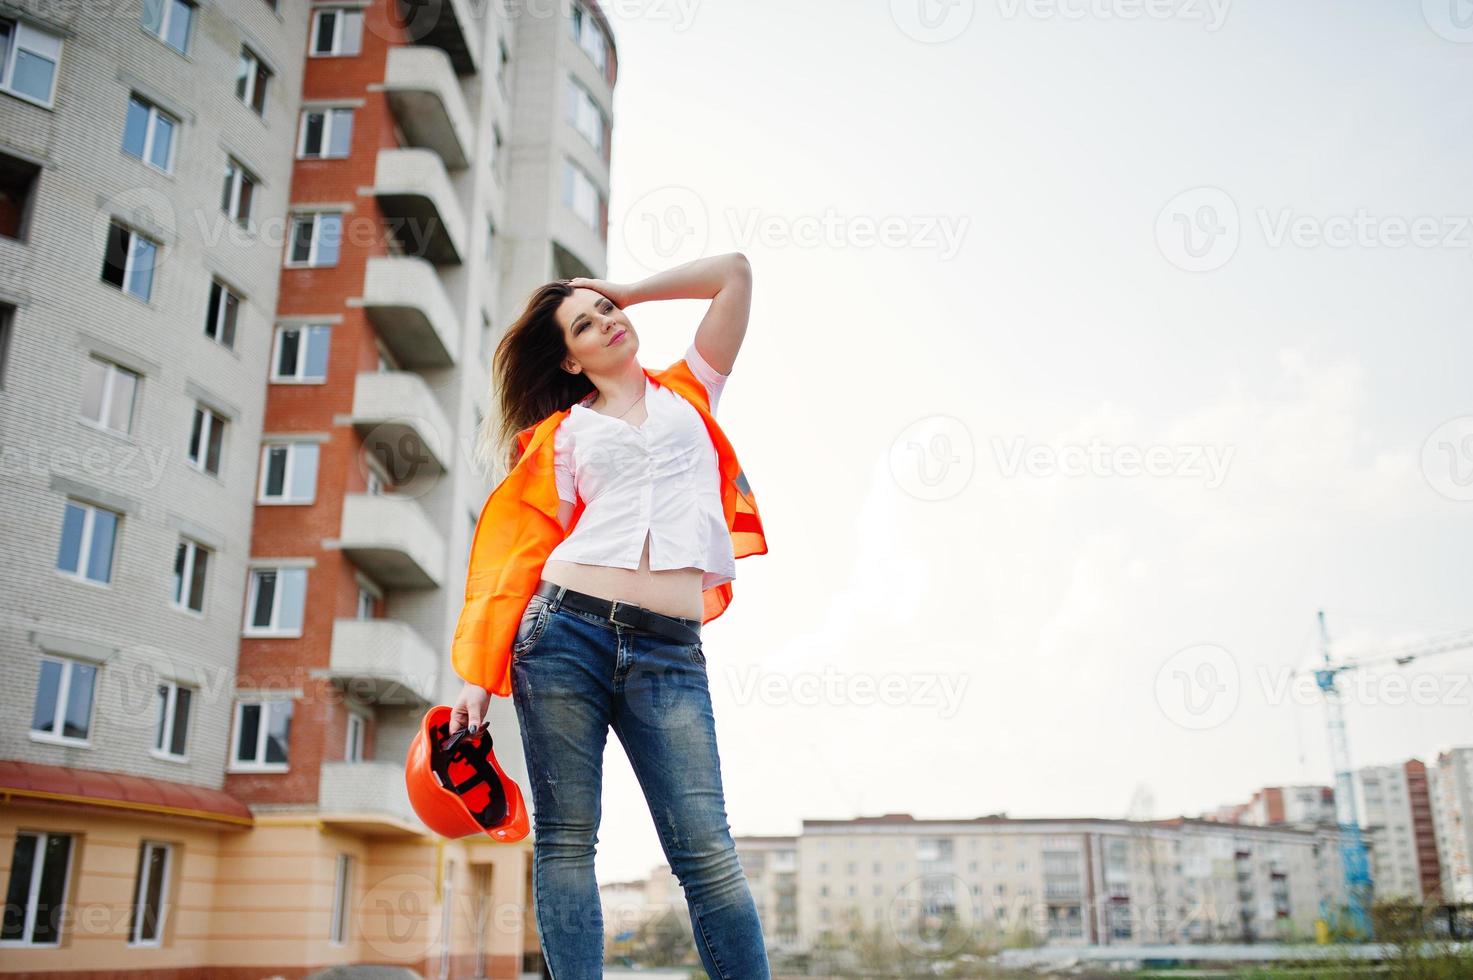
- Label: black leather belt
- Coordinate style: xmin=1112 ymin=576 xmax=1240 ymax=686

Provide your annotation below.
xmin=533 ymin=580 xmax=701 ymax=645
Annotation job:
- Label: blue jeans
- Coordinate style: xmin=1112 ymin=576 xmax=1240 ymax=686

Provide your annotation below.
xmin=510 ymin=586 xmax=772 ymax=980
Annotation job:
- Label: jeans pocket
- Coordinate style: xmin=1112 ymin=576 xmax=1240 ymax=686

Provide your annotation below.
xmin=512 ymin=596 xmax=551 ymax=656
xmin=687 ymin=641 xmax=707 ymax=667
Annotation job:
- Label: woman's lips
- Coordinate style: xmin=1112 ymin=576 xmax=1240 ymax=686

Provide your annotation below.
xmin=609 ymin=330 xmax=627 ymax=345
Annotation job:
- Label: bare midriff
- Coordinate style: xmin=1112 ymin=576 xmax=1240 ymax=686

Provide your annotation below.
xmin=541 ymin=531 xmax=706 ymax=621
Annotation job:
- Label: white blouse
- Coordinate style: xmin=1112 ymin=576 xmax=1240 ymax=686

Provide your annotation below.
xmin=544 ymin=342 xmax=736 ymax=590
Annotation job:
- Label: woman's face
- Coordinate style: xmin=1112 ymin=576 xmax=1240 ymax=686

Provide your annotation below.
xmin=556 ymin=287 xmax=637 ymax=375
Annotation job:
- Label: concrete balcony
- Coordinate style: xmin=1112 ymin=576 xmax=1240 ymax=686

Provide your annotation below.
xmin=319 ymin=761 xmax=424 ymax=837
xmin=337 ymin=492 xmax=445 ymax=589
xmin=358 ymin=256 xmax=458 ymax=369
xmin=380 ymin=46 xmax=472 ymax=170
xmin=395 ymin=0 xmax=479 ymax=75
xmin=350 ymin=370 xmax=452 ymax=480
xmin=372 ymin=147 xmax=467 ymax=264
xmin=326 ymin=618 xmax=439 ymax=706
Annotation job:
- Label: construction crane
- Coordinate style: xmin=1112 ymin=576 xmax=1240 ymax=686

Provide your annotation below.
xmin=1302 ymin=611 xmax=1473 ymax=942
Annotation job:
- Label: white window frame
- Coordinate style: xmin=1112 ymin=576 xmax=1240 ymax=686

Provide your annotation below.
xmin=236 ymin=45 xmax=270 ymax=115
xmin=311 ymin=8 xmax=363 ymax=57
xmin=221 ymin=157 xmax=256 ymax=228
xmin=285 ymin=212 xmax=341 ymax=268
xmin=122 ymin=94 xmax=178 ymax=173
xmin=127 ymin=841 xmax=173 ymax=947
xmin=355 ymin=584 xmax=375 ymax=620
xmin=270 ymin=323 xmax=331 ymax=382
xmin=205 ymin=278 xmax=240 ymax=349
xmin=0 ymin=17 xmax=63 ymax=108
xmin=297 ymin=107 xmax=354 ymax=159
xmin=171 ymin=537 xmax=210 ymax=614
xmin=242 ymin=566 xmax=308 ymax=636
xmin=488 ymin=125 xmax=503 ymax=182
xmin=153 ymin=680 xmax=192 ymax=760
xmin=79 ymin=355 xmax=139 ymax=434
xmin=1 ymin=832 xmax=74 ymax=948
xmin=140 ymin=0 xmax=194 ymax=55
xmin=29 ymin=655 xmax=98 ymax=746
xmin=103 ymin=222 xmax=159 ymax=301
xmin=345 ymin=711 xmax=365 ymax=763
xmin=257 ymin=442 xmax=319 ymax=504
xmin=565 ymin=76 xmax=604 ymax=154
xmin=570 ymin=3 xmax=607 ymax=74
xmin=54 ymin=499 xmax=119 ymax=586
xmin=562 ymin=158 xmax=599 ymax=232
xmin=230 ymin=698 xmax=293 ymax=770
xmin=329 ymin=853 xmax=352 ymax=944
xmin=186 ymin=403 xmax=226 ymax=476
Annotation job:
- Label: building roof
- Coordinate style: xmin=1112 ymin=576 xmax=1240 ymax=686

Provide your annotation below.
xmin=0 ymin=760 xmax=254 ymax=829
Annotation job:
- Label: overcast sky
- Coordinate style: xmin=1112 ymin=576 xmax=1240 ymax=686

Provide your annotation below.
xmin=580 ymin=0 xmax=1473 ymax=885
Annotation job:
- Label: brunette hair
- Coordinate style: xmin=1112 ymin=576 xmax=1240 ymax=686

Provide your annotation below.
xmin=474 ymin=280 xmax=597 ymax=476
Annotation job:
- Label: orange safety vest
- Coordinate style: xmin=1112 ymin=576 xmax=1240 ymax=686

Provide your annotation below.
xmin=452 ymin=355 xmax=768 ymax=697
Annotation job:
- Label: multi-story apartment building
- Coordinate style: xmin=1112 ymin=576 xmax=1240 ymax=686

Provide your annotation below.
xmin=1240 ymin=785 xmax=1337 ymax=829
xmin=797 ymin=814 xmax=1349 ymax=952
xmin=1431 ymin=747 xmax=1473 ymax=902
xmin=1353 ymin=760 xmax=1440 ymax=902
xmin=0 ymin=0 xmax=617 ymax=976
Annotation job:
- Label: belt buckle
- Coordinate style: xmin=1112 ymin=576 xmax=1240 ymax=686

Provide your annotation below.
xmin=608 ymin=599 xmax=640 ymax=629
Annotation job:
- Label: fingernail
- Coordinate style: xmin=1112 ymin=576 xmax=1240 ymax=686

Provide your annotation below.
xmin=468 ymin=723 xmax=478 ymax=735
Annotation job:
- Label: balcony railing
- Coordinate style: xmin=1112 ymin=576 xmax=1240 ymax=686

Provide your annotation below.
xmin=373 ymin=147 xmax=467 ymax=264
xmin=320 ymin=760 xmax=424 ymax=836
xmin=337 ymin=492 xmax=445 ymax=589
xmin=326 ymin=618 xmax=439 ymax=706
xmin=379 ymin=46 xmax=472 ymax=169
xmin=357 ymin=255 xmax=458 ymax=368
xmin=351 ymin=370 xmax=452 ymax=481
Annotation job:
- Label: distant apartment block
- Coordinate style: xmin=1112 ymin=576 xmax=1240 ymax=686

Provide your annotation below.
xmin=1431 ymin=747 xmax=1473 ymax=902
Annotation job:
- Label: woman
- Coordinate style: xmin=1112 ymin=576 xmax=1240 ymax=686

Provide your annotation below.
xmin=449 ymin=252 xmax=771 ymax=979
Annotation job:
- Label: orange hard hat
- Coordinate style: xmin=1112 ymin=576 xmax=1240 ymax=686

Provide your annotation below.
xmin=405 ymin=705 xmax=530 ymax=842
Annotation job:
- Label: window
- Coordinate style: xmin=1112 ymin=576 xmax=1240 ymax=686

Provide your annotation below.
xmin=488 ymin=125 xmax=502 ymax=181
xmin=2 ymin=832 xmax=73 ymax=946
xmin=154 ymin=681 xmax=192 ymax=758
xmin=101 ymin=221 xmax=159 ymax=301
xmin=496 ymin=37 xmax=509 ymax=93
xmin=566 ymin=76 xmax=605 ymax=154
xmin=286 ymin=212 xmax=341 ymax=267
xmin=356 ymin=585 xmax=374 ymax=620
xmin=562 ymin=159 xmax=600 ymax=233
xmin=30 ymin=656 xmax=97 ymax=742
xmin=298 ymin=107 xmax=353 ymax=158
xmin=80 ymin=355 xmax=139 ymax=434
xmin=311 ymin=8 xmax=363 ymax=56
xmin=122 ymin=94 xmax=178 ymax=172
xmin=0 ymin=152 xmax=41 ymax=241
xmin=128 ymin=841 xmax=171 ymax=946
xmin=171 ymin=538 xmax=210 ymax=613
xmin=141 ymin=0 xmax=193 ymax=54
xmin=329 ymin=853 xmax=352 ymax=944
xmin=483 ymin=218 xmax=496 ymax=266
xmin=186 ymin=404 xmax=225 ymax=476
xmin=259 ymin=442 xmax=319 ymax=502
xmin=345 ymin=712 xmax=364 ymax=762
xmin=0 ymin=305 xmax=11 ymax=388
xmin=55 ymin=499 xmax=119 ymax=585
xmin=569 ymin=3 xmax=607 ymax=74
xmin=235 ymin=46 xmax=270 ymax=116
xmin=271 ymin=323 xmax=330 ymax=381
xmin=244 ymin=567 xmax=307 ymax=635
xmin=0 ymin=17 xmax=63 ymax=106
xmin=221 ymin=158 xmax=257 ymax=227
xmin=204 ymin=279 xmax=240 ymax=348
xmin=232 ymin=699 xmax=292 ymax=767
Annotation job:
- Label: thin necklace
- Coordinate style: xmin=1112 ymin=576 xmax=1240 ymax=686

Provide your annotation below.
xmin=591 ymin=386 xmax=646 ymax=420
